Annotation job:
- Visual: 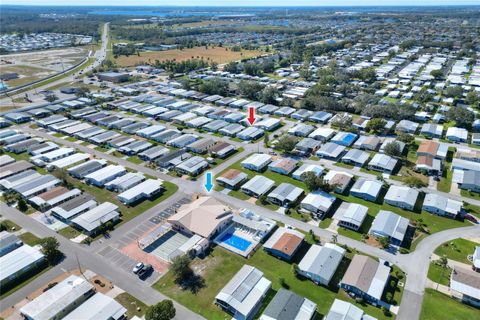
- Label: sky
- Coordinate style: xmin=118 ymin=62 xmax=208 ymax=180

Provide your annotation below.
xmin=3 ymin=0 xmax=480 ymax=6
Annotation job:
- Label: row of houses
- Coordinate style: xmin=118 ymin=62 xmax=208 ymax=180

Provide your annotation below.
xmin=19 ymin=274 xmax=126 ymax=320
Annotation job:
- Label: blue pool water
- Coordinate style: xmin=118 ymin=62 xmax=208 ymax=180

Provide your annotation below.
xmin=219 ymin=233 xmax=251 ymax=252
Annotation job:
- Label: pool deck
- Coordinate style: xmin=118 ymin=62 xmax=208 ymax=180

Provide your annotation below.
xmin=214 ymin=225 xmax=259 ymax=258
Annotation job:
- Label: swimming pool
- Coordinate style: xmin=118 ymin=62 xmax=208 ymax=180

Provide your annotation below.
xmin=219 ymin=232 xmax=252 ymax=252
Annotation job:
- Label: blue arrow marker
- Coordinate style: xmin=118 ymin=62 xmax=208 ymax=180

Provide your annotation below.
xmin=204 ymin=172 xmax=213 ymax=192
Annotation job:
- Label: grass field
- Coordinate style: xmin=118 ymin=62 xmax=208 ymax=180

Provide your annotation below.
xmin=427 ymin=261 xmax=452 ymax=286
xmin=420 ymin=288 xmax=480 ymax=320
xmin=153 ymin=246 xmax=396 ymax=320
xmin=0 ymin=219 xmax=21 ymax=232
xmin=114 ymin=292 xmax=147 ymax=318
xmin=433 ymin=238 xmax=479 ymax=264
xmin=18 ymin=232 xmax=42 ymax=246
xmin=114 ymin=46 xmax=263 ymax=67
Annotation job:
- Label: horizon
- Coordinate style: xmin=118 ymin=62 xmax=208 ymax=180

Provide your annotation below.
xmin=2 ymin=1 xmax=480 ymax=7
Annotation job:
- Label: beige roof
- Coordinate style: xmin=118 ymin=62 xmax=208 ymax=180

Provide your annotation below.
xmin=167 ymin=197 xmax=233 ymax=238
xmin=341 ymin=255 xmax=378 ymax=292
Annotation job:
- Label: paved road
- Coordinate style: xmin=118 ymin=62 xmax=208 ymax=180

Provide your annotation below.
xmin=9 ymin=123 xmax=480 ymax=320
xmin=0 ymin=203 xmax=204 ymax=320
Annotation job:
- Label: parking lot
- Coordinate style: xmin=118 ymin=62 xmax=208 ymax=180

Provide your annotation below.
xmin=95 ymin=196 xmax=191 ymax=283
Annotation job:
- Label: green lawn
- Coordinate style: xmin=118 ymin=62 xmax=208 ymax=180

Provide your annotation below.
xmin=79 ymin=180 xmax=179 ymax=226
xmin=460 ymin=190 xmax=480 ymax=202
xmin=94 ymin=146 xmax=110 ymax=152
xmin=114 ymin=292 xmax=147 ymax=318
xmin=437 ymin=148 xmax=454 ymax=193
xmin=65 ymin=136 xmax=78 ymax=142
xmin=427 ymin=261 xmax=452 ymax=286
xmin=420 ymin=288 xmax=480 ymax=320
xmin=337 ymin=214 xmax=375 ymax=241
xmin=18 ymin=232 xmax=42 ymax=246
xmin=219 ymin=154 xmax=469 ymax=242
xmin=334 ymin=162 xmax=354 ymax=169
xmin=0 ymin=219 xmax=22 ymax=231
xmin=58 ymin=226 xmax=82 ymax=239
xmin=154 ymin=246 xmax=397 ymax=320
xmin=434 ymin=238 xmax=479 ymax=264
xmin=335 ymin=193 xmax=468 ymax=238
xmin=53 ymin=133 xmax=64 ymax=138
xmin=51 ymin=170 xmax=178 ymax=236
xmin=126 ymin=155 xmax=144 ymax=164
xmin=319 ymin=217 xmax=333 ymax=229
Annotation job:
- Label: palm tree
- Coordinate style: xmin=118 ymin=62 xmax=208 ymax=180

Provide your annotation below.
xmin=331 ymin=234 xmax=338 ymax=244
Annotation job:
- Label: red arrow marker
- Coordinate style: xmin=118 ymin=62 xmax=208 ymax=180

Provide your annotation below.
xmin=247 ymin=107 xmax=257 ymax=126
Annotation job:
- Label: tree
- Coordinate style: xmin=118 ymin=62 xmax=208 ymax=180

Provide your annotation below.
xmin=198 ymin=77 xmax=228 ymax=96
xmin=45 ymin=94 xmax=58 ymax=103
xmin=331 ymin=234 xmax=338 ymax=244
xmin=396 ymin=132 xmax=415 ymax=144
xmin=404 ymin=176 xmax=427 ymax=188
xmin=379 ymin=236 xmax=389 ymax=249
xmin=258 ymin=87 xmax=279 ymax=105
xmin=17 ymin=198 xmax=28 ymax=212
xmin=170 ymin=255 xmax=193 ymax=282
xmin=465 ymin=91 xmax=479 ymax=107
xmin=291 ymin=263 xmax=299 ymax=278
xmin=276 ymin=135 xmax=298 ymax=154
xmin=365 ymin=118 xmax=386 ymax=134
xmin=40 ymin=237 xmax=61 ymax=264
xmin=237 ymin=80 xmax=265 ymax=100
xmin=301 ymin=172 xmax=334 ymax=192
xmin=430 ymin=69 xmax=443 ymax=79
xmin=443 ymin=86 xmax=463 ymax=98
xmin=223 ymin=61 xmax=238 ymax=73
xmin=263 ymin=132 xmax=269 ymax=147
xmin=446 ymin=107 xmax=474 ymax=129
xmin=146 ymin=300 xmax=176 ymax=320
xmin=75 ymin=86 xmax=90 ymax=98
xmin=384 ymin=141 xmax=402 ymax=157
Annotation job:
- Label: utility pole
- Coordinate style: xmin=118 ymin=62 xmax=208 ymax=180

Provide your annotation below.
xmin=75 ymin=252 xmax=89 ymax=282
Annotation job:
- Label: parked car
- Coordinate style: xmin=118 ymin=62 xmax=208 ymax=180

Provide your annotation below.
xmin=465 ymin=214 xmax=478 ymax=224
xmin=138 ymin=264 xmax=153 ymax=278
xmin=132 ymin=262 xmax=144 ymax=274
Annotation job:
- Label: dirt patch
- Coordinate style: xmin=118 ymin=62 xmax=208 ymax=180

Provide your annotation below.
xmin=365 ymin=236 xmax=383 ymax=248
xmin=0 ymin=47 xmax=89 ymax=88
xmin=114 ymin=46 xmax=262 ymax=67
xmin=191 ymin=254 xmax=221 ymax=277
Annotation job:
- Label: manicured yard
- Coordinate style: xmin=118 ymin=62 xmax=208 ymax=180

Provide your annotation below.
xmin=65 ymin=136 xmax=78 ymax=142
xmin=434 ymin=238 xmax=479 ymax=264
xmin=51 ymin=169 xmax=178 ymax=236
xmin=461 ymin=190 xmax=480 ymax=202
xmin=18 ymin=232 xmax=42 ymax=246
xmin=437 ymin=148 xmax=454 ymax=193
xmin=114 ymin=292 xmax=147 ymax=318
xmin=58 ymin=226 xmax=82 ymax=239
xmin=427 ymin=261 xmax=452 ymax=286
xmin=420 ymin=288 xmax=480 ymax=320
xmin=334 ymin=193 xmax=468 ymax=236
xmin=94 ymin=146 xmax=110 ymax=152
xmin=0 ymin=219 xmax=22 ymax=231
xmin=333 ymin=162 xmax=354 ymax=169
xmin=219 ymin=154 xmax=470 ymax=243
xmin=154 ymin=246 xmax=397 ymax=320
xmin=126 ymin=155 xmax=144 ymax=164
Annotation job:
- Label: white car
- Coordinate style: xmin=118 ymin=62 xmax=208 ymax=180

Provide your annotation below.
xmin=132 ymin=262 xmax=144 ymax=274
